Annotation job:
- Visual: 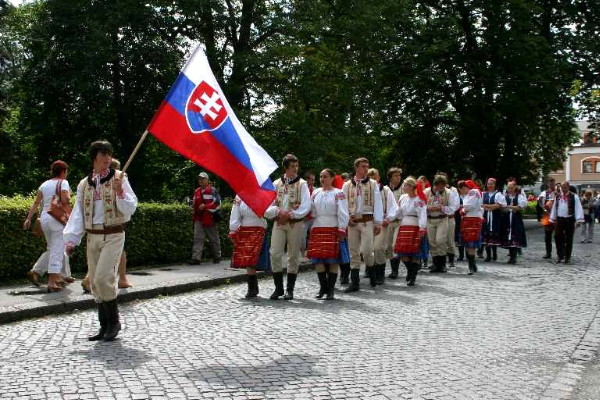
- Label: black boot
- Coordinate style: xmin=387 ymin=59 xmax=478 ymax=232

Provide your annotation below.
xmin=467 ymin=254 xmax=476 ymax=275
xmin=388 ymin=258 xmax=399 ymax=279
xmin=88 ymin=302 xmax=107 ymax=341
xmin=407 ymin=262 xmax=418 ymax=286
xmin=103 ymin=299 xmax=121 ymax=342
xmin=367 ymin=266 xmax=377 ymax=288
xmin=457 ymin=246 xmax=465 ymax=262
xmin=363 ymin=267 xmax=369 ymax=278
xmin=376 ymin=264 xmax=385 ymax=285
xmin=508 ymin=248 xmax=517 ymax=264
xmin=403 ymin=261 xmax=411 ymax=282
xmin=439 ymin=255 xmax=447 ymax=273
xmin=326 ymin=273 xmax=337 ymax=300
xmin=345 ymin=269 xmax=360 ymax=293
xmin=315 ymin=272 xmax=328 ymax=299
xmin=269 ymin=272 xmax=284 ymax=300
xmin=448 ymin=253 xmax=455 ymax=268
xmin=492 ymin=246 xmax=498 ymax=261
xmin=484 ymin=246 xmax=492 ymax=262
xmin=477 ymin=246 xmax=484 ymax=259
xmin=430 ymin=256 xmax=444 ymax=273
xmin=543 ymin=231 xmax=552 ymax=259
xmin=245 ymin=275 xmax=259 ymax=299
xmin=339 ymin=263 xmax=350 ymax=284
xmin=284 ymin=273 xmax=297 ymax=300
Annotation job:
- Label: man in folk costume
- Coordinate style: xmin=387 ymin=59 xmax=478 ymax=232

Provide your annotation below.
xmin=424 ymin=174 xmax=459 ymax=273
xmin=269 ymin=154 xmax=311 ymax=300
xmin=386 ymin=167 xmax=403 ymax=279
xmin=64 ymin=140 xmax=138 ymax=341
xmin=367 ymin=168 xmax=398 ymax=285
xmin=437 ymin=172 xmax=460 ymax=268
xmin=549 ymin=181 xmax=584 ymax=264
xmin=342 ymin=157 xmax=384 ymax=292
xmin=538 ymin=177 xmax=557 ymax=259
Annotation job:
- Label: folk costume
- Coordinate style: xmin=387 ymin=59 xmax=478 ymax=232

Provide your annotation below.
xmin=538 ymin=187 xmax=557 ymax=258
xmin=501 ymin=192 xmax=528 ymax=264
xmin=386 ymin=182 xmax=404 ymax=279
xmin=269 ymin=175 xmax=311 ymax=300
xmin=229 ymin=196 xmax=276 ymax=298
xmin=460 ymin=184 xmax=483 ymax=274
xmin=424 ymin=186 xmax=459 ymax=273
xmin=481 ymin=188 xmax=507 ymax=261
xmin=455 ymin=194 xmax=465 ymax=262
xmin=393 ymin=193 xmax=427 ymax=286
xmin=446 ymin=186 xmax=460 ymax=267
xmin=64 ymin=168 xmax=138 ymax=341
xmin=549 ymin=191 xmax=584 ymax=263
xmin=342 ymin=176 xmax=383 ymax=291
xmin=308 ymin=187 xmax=350 ymax=300
xmin=373 ymin=184 xmax=398 ymax=285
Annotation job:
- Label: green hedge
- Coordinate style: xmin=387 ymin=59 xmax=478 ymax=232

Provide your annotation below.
xmin=0 ymin=196 xmax=232 ymax=281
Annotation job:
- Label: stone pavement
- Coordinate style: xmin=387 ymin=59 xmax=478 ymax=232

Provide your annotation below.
xmin=1 ymin=222 xmax=600 ymax=399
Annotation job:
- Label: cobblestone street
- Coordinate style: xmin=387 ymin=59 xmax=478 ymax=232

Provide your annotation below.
xmin=1 ymin=225 xmax=600 ymax=399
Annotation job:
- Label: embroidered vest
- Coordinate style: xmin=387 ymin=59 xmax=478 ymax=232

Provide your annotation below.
xmin=389 ymin=184 xmax=403 ymax=203
xmin=424 ymin=187 xmax=449 ymax=216
xmin=505 ymin=194 xmax=522 ymax=215
xmin=274 ymin=177 xmax=305 ymax=210
xmin=344 ymin=179 xmax=376 ymax=214
xmin=80 ymin=171 xmax=126 ymax=229
xmin=554 ymin=192 xmax=575 ymax=217
xmin=381 ymin=185 xmax=389 ymax=212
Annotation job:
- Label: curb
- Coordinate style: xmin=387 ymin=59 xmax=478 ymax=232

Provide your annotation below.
xmin=0 ymin=263 xmax=315 ymax=325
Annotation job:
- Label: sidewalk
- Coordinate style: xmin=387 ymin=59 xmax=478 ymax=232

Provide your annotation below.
xmin=0 ymin=220 xmax=541 ymax=325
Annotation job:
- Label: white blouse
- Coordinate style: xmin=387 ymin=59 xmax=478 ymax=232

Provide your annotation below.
xmin=462 ymin=189 xmax=484 ymax=218
xmin=229 ymin=196 xmax=277 ymax=231
xmin=394 ymin=194 xmax=428 ymax=229
xmin=310 ymin=188 xmax=349 ymax=230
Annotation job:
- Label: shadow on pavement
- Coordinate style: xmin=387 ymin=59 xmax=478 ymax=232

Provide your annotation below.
xmin=236 ymin=294 xmax=378 ymax=314
xmin=70 ymin=340 xmax=154 ymax=370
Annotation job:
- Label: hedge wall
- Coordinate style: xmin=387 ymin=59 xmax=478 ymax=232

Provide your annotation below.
xmin=0 ymin=196 xmax=232 ymax=281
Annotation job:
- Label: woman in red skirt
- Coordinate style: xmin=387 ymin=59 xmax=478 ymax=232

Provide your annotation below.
xmin=229 ymin=196 xmax=276 ymax=298
xmin=307 ymin=169 xmax=350 ymax=300
xmin=393 ymin=177 xmax=427 ymax=286
xmin=457 ymin=180 xmax=484 ymax=275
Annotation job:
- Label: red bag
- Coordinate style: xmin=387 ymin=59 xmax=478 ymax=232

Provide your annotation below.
xmin=47 ymin=180 xmax=71 ymax=225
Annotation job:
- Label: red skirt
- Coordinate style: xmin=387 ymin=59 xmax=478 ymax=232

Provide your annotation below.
xmin=231 ymin=226 xmax=266 ymax=268
xmin=461 ymin=217 xmax=483 ymax=243
xmin=307 ymin=227 xmax=340 ymax=259
xmin=394 ymin=225 xmax=421 ymax=254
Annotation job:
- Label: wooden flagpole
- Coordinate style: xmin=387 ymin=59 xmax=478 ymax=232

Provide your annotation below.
xmin=120 ymin=129 xmax=150 ymax=176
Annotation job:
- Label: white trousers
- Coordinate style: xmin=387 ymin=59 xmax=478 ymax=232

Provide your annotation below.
xmin=427 ymin=218 xmax=449 ymax=257
xmin=446 ymin=218 xmax=456 ymax=255
xmin=32 ymin=251 xmax=71 ymax=277
xmin=87 ymin=227 xmax=125 ymax=302
xmin=40 ymin=213 xmax=67 ymax=274
xmin=348 ymin=221 xmax=375 ymax=270
xmin=270 ymin=221 xmax=304 ymax=274
xmin=374 ymin=225 xmax=389 ymax=264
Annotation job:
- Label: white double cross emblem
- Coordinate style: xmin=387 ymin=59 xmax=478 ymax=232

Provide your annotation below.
xmin=194 ymin=92 xmax=222 ymax=120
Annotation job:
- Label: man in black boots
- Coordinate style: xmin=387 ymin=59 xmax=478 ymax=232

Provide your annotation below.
xmin=64 ymin=140 xmax=138 ymax=342
xmin=549 ymin=181 xmax=584 ymax=264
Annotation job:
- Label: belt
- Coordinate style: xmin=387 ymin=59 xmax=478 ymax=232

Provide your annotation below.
xmin=288 ymin=218 xmax=305 ymax=225
xmin=352 ymin=215 xmax=374 ymax=223
xmin=86 ymin=224 xmax=125 ymax=235
xmin=428 ymin=215 xmax=448 ymax=219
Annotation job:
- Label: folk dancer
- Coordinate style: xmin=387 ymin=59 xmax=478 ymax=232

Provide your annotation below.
xmin=229 ymin=196 xmax=276 ymax=299
xmin=438 ymin=173 xmax=460 ymax=268
xmin=342 ymin=157 xmax=383 ymax=291
xmin=269 ymin=154 xmax=311 ymax=300
xmin=549 ymin=181 xmax=584 ymax=264
xmin=501 ymin=181 xmax=527 ymax=264
xmin=480 ymin=178 xmax=507 ymax=262
xmin=454 ymin=180 xmax=466 ymax=263
xmin=424 ymin=175 xmax=459 ymax=273
xmin=538 ymin=177 xmax=557 ymax=258
xmin=368 ymin=168 xmax=398 ymax=285
xmin=307 ymin=169 xmax=350 ymax=300
xmin=386 ymin=167 xmax=404 ymax=279
xmin=64 ymin=140 xmax=138 ymax=341
xmin=392 ymin=177 xmax=427 ymax=286
xmin=457 ymin=180 xmax=483 ymax=274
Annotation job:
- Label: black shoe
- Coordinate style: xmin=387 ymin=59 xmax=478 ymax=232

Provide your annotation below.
xmin=315 ymin=272 xmax=327 ymax=299
xmin=284 ymin=273 xmax=297 ymax=300
xmin=88 ymin=302 xmax=107 ymax=341
xmin=543 ymin=254 xmax=551 ymax=259
xmin=269 ymin=272 xmax=284 ymax=300
xmin=103 ymin=299 xmax=121 ymax=342
xmin=213 ymin=258 xmax=221 ymax=264
xmin=245 ymin=275 xmax=259 ymax=299
xmin=367 ymin=266 xmax=377 ymax=288
xmin=340 ymin=264 xmax=350 ymax=284
xmin=448 ymin=253 xmax=455 ymax=268
xmin=408 ymin=262 xmax=418 ymax=286
xmin=376 ymin=264 xmax=385 ymax=285
xmin=345 ymin=269 xmax=360 ymax=293
xmin=564 ymin=258 xmax=570 ymax=264
xmin=492 ymin=247 xmax=498 ymax=261
xmin=388 ymin=259 xmax=399 ymax=279
xmin=326 ymin=273 xmax=337 ymax=300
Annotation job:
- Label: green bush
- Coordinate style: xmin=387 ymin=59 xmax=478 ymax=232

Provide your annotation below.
xmin=0 ymin=196 xmax=232 ymax=281
xmin=523 ymin=200 xmax=538 ymax=215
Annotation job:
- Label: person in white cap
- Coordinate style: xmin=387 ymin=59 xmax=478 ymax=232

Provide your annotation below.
xmin=190 ymin=172 xmax=222 ymax=264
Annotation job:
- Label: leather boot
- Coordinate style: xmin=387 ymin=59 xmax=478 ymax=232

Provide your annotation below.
xmin=344 ymin=269 xmax=360 ymax=293
xmin=457 ymin=246 xmax=465 ymax=262
xmin=284 ymin=273 xmax=297 ymax=300
xmin=367 ymin=266 xmax=377 ymax=288
xmin=376 ymin=264 xmax=385 ymax=285
xmin=448 ymin=253 xmax=455 ymax=268
xmin=477 ymin=246 xmax=484 ymax=259
xmin=245 ymin=275 xmax=259 ymax=299
xmin=403 ymin=261 xmax=411 ymax=282
xmin=467 ymin=254 xmax=475 ymax=275
xmin=407 ymin=262 xmax=418 ymax=286
xmin=326 ymin=273 xmax=337 ymax=300
xmin=388 ymin=258 xmax=399 ymax=279
xmin=484 ymin=246 xmax=492 ymax=262
xmin=439 ymin=255 xmax=447 ymax=273
xmin=429 ymin=256 xmax=440 ymax=273
xmin=339 ymin=263 xmax=350 ymax=284
xmin=508 ymin=248 xmax=517 ymax=264
xmin=269 ymin=272 xmax=284 ymax=300
xmin=103 ymin=299 xmax=121 ymax=342
xmin=315 ymin=272 xmax=327 ymax=299
xmin=492 ymin=246 xmax=498 ymax=261
xmin=88 ymin=302 xmax=107 ymax=341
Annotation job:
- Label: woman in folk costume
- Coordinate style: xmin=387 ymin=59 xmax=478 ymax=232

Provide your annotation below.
xmin=481 ymin=178 xmax=507 ymax=262
xmin=393 ymin=177 xmax=428 ymax=286
xmin=416 ymin=177 xmax=430 ymax=269
xmin=457 ymin=180 xmax=484 ymax=275
xmin=501 ymin=181 xmax=527 ymax=264
xmin=307 ymin=169 xmax=350 ymax=300
xmin=229 ymin=196 xmax=277 ymax=299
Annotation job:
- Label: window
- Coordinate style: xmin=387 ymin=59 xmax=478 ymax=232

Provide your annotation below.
xmin=583 ymin=161 xmax=593 ymax=173
xmin=596 ymin=162 xmax=600 ymax=173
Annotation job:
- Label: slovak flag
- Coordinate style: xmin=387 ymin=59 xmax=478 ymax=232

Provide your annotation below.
xmin=148 ymin=45 xmax=277 ymax=216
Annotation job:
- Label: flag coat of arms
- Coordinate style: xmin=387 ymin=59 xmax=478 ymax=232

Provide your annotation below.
xmin=148 ymin=45 xmax=277 ymax=216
